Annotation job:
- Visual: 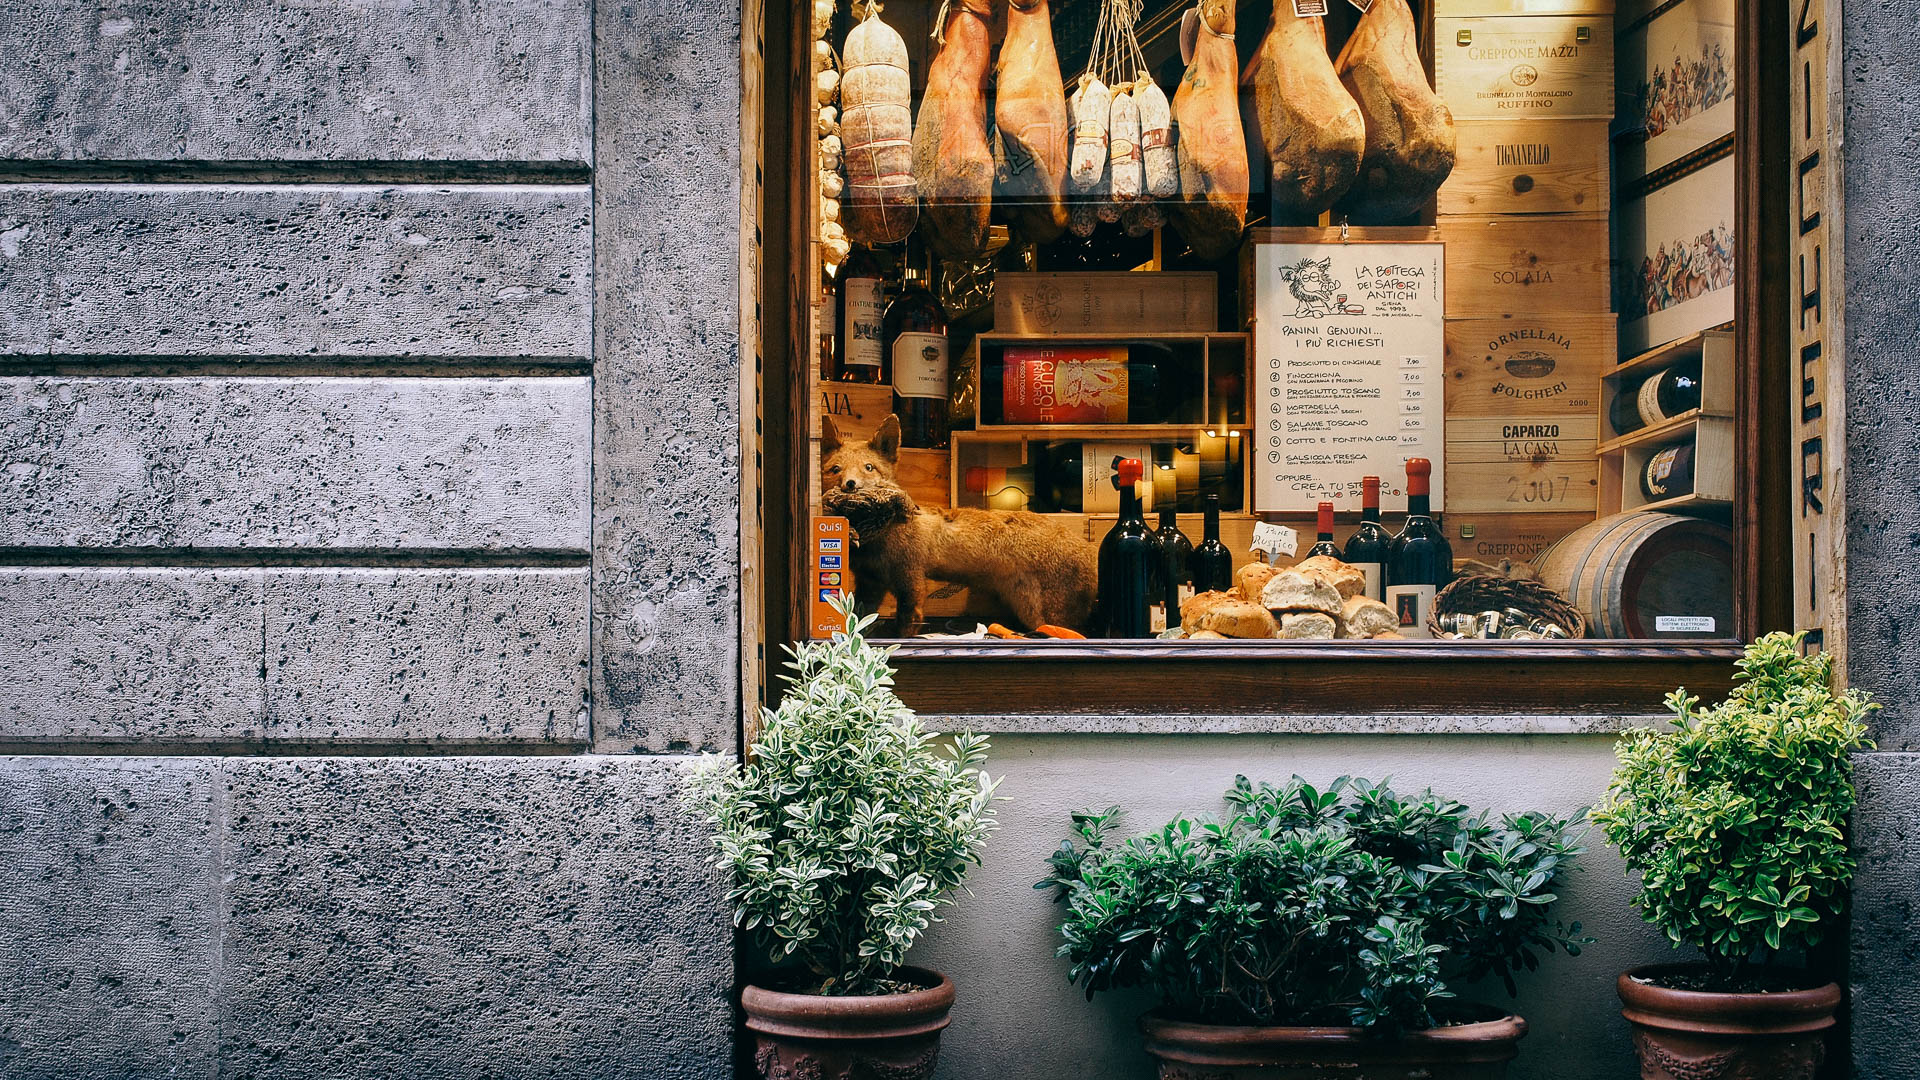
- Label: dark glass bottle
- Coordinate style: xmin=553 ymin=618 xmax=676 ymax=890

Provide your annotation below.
xmin=1641 ymin=441 xmax=1696 ymax=501
xmin=962 ymin=465 xmax=1035 ymax=510
xmin=1149 ymin=506 xmax=1193 ymax=630
xmin=1189 ymin=493 xmax=1234 ymax=595
xmin=885 ymin=261 xmax=950 ymax=449
xmin=1306 ymin=501 xmax=1340 ymax=558
xmin=1095 ymin=458 xmax=1154 ymax=638
xmin=1636 ymin=360 xmax=1703 ymax=426
xmin=1342 ymin=475 xmax=1390 ymax=601
xmin=1385 ymin=458 xmax=1451 ymax=639
xmin=1609 ymin=376 xmax=1649 ymax=436
xmin=833 ymin=245 xmax=888 ymax=383
xmin=984 ymin=344 xmax=1178 ymax=425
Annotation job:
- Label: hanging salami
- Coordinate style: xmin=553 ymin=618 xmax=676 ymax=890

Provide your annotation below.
xmin=840 ymin=5 xmax=918 ymax=246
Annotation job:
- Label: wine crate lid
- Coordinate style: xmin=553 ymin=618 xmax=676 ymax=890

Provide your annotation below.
xmin=993 ymin=272 xmax=1217 ymax=336
xmin=1437 ymin=119 xmax=1611 ymax=216
xmin=1435 ymin=16 xmax=1615 ymax=121
xmin=1438 ymin=213 xmax=1611 ymax=316
xmin=1444 ymin=313 xmax=1614 ymax=420
xmin=1436 ymin=0 xmax=1613 ymax=16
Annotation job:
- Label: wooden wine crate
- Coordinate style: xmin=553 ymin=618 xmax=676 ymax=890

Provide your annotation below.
xmin=993 ymin=272 xmax=1218 ymax=335
xmin=1435 ymin=16 xmax=1615 ymax=120
xmin=1436 ymin=0 xmax=1612 ymax=15
xmin=1443 ymin=313 xmax=1613 ymax=420
xmin=1439 ymin=214 xmax=1610 ymax=315
xmin=814 ymin=381 xmax=894 ymax=443
xmin=1446 ymin=511 xmax=1597 ymax=567
xmin=1437 ymin=120 xmax=1611 ymax=216
xmin=1603 ymin=416 xmax=1736 ymax=515
xmin=1445 ymin=459 xmax=1600 ymax=514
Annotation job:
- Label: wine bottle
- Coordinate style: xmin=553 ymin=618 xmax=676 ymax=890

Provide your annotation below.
xmin=1636 ymin=359 xmax=1703 ymax=427
xmin=833 ymin=245 xmax=888 ymax=384
xmin=989 ymin=345 xmax=1178 ymax=425
xmin=1149 ymin=506 xmax=1193 ymax=631
xmin=1306 ymin=501 xmax=1340 ymax=558
xmin=1096 ymin=458 xmax=1155 ymax=638
xmin=1642 ymin=442 xmax=1696 ymax=500
xmin=1609 ymin=376 xmax=1649 ymax=436
xmin=1032 ymin=441 xmax=1156 ymax=515
xmin=886 ymin=260 xmax=950 ymax=449
xmin=1342 ymin=475 xmax=1390 ymax=601
xmin=962 ymin=465 xmax=1035 ymax=510
xmin=1189 ymin=493 xmax=1234 ymax=594
xmin=1385 ymin=458 xmax=1451 ymax=639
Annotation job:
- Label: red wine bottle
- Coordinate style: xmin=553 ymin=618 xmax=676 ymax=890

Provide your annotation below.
xmin=990 ymin=346 xmax=1172 ymax=425
xmin=1636 ymin=359 xmax=1703 ymax=426
xmin=1306 ymin=501 xmax=1340 ymax=558
xmin=1096 ymin=458 xmax=1154 ymax=638
xmin=886 ymin=261 xmax=950 ymax=449
xmin=1385 ymin=459 xmax=1451 ymax=639
xmin=1641 ymin=442 xmax=1696 ymax=500
xmin=1189 ymin=493 xmax=1234 ymax=595
xmin=1342 ymin=475 xmax=1390 ymax=600
xmin=834 ymin=245 xmax=888 ymax=383
xmin=1149 ymin=505 xmax=1193 ymax=630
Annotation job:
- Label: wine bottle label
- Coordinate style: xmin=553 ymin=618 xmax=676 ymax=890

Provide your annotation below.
xmin=1003 ymin=348 xmax=1131 ymax=423
xmin=1352 ymin=562 xmax=1384 ymax=601
xmin=1636 ymin=371 xmax=1669 ymax=426
xmin=1645 ymin=446 xmax=1682 ymax=496
xmin=1077 ymin=441 xmax=1154 ymax=515
xmin=891 ymin=332 xmax=949 ymax=399
xmin=843 ymin=277 xmax=885 ymax=368
xmin=1385 ymin=585 xmax=1437 ymax=638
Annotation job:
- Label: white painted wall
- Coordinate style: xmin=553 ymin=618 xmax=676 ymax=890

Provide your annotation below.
xmin=910 ymin=733 xmax=1680 ymax=1080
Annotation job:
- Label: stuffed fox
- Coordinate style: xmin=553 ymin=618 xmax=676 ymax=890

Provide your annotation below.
xmin=821 ymin=414 xmax=1098 ymax=634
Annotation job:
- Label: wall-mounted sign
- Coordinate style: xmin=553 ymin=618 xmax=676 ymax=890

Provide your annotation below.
xmin=1252 ymin=239 xmax=1446 ymax=514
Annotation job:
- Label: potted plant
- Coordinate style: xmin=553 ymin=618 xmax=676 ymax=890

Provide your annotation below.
xmin=1592 ymin=631 xmax=1874 ymax=1079
xmin=1038 ymin=775 xmax=1589 ymax=1079
xmin=684 ymin=595 xmax=1000 ymax=1080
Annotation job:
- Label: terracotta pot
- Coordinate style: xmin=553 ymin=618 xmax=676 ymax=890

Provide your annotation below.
xmin=1617 ymin=964 xmax=1840 ymax=1080
xmin=742 ymin=967 xmax=954 ymax=1080
xmin=1139 ymin=1006 xmax=1528 ymax=1080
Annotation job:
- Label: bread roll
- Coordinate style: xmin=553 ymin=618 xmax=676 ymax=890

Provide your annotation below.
xmin=1259 ymin=570 xmax=1343 ymax=616
xmin=1280 ymin=612 xmax=1339 ymax=639
xmin=1183 ymin=591 xmax=1279 ymax=638
xmin=1295 ymin=555 xmax=1366 ymax=600
xmin=1236 ymin=561 xmax=1282 ymax=601
xmin=1340 ymin=595 xmax=1399 ymax=639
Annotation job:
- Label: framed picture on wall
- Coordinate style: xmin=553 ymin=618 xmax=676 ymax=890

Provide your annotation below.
xmin=1616 ymin=151 xmax=1736 ymax=355
xmin=1615 ymin=0 xmax=1736 ymax=183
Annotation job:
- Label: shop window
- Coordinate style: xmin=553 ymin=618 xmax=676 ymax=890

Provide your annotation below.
xmin=758 ymin=0 xmax=1789 ymax=712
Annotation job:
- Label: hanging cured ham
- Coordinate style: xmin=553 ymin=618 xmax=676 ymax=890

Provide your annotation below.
xmin=914 ymin=0 xmax=996 ymax=260
xmin=994 ymin=0 xmax=1071 ymax=244
xmin=1244 ymin=8 xmax=1365 ymax=220
xmin=1334 ymin=0 xmax=1457 ymax=223
xmin=1170 ymin=0 xmax=1249 ymax=260
xmin=840 ymin=8 xmax=918 ymax=245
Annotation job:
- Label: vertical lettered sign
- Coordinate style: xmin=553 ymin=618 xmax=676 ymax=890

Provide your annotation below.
xmin=1789 ymin=0 xmax=1847 ymax=671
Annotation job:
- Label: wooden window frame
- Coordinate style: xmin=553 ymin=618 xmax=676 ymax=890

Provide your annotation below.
xmin=754 ymin=0 xmax=1793 ymax=718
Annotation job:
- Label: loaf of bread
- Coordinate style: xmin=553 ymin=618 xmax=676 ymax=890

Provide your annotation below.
xmin=1183 ymin=591 xmax=1279 ymax=638
xmin=1295 ymin=555 xmax=1366 ymax=600
xmin=1340 ymin=595 xmax=1399 ymax=639
xmin=1280 ymin=612 xmax=1339 ymax=639
xmin=1260 ymin=570 xmax=1343 ymax=616
xmin=1236 ymin=561 xmax=1282 ymax=601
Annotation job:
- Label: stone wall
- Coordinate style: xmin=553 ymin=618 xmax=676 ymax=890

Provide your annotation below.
xmin=0 ymin=3 xmax=738 ymax=1077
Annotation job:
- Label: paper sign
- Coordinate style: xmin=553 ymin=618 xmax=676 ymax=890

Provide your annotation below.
xmin=1251 ymin=522 xmax=1300 ymax=561
xmin=811 ymin=517 xmax=853 ymax=638
xmin=1253 ymin=241 xmax=1446 ymax=514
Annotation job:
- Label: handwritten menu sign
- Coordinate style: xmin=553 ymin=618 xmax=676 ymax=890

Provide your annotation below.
xmin=1252 ymin=240 xmax=1446 ymax=514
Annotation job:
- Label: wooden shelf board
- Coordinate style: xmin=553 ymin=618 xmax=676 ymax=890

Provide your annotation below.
xmin=1613 ymin=322 xmax=1733 ymax=375
xmin=1598 ymin=409 xmax=1702 ymax=454
xmin=1631 ymin=491 xmax=1735 ymax=513
xmin=977 ymin=332 xmax=1250 ymax=344
xmin=958 ymin=424 xmax=1251 ymax=440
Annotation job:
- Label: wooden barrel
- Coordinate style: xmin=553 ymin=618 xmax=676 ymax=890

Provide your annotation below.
xmin=1535 ymin=512 xmax=1734 ymax=639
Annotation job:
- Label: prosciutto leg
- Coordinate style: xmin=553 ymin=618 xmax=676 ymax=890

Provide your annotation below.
xmin=1334 ymin=0 xmax=1457 ymax=224
xmin=1244 ymin=8 xmax=1365 ymax=220
xmin=914 ymin=0 xmax=996 ymax=261
xmin=1170 ymin=0 xmax=1250 ymax=260
xmin=994 ymin=0 xmax=1070 ymax=244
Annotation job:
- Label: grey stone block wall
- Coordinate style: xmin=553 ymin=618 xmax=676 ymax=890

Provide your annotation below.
xmin=0 ymin=0 xmax=735 ymax=1075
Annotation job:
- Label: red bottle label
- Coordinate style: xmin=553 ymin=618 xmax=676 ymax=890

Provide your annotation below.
xmin=1003 ymin=347 xmax=1131 ymax=423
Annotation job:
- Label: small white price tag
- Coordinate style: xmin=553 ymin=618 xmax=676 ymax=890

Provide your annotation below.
xmin=1251 ymin=522 xmax=1299 ymax=561
xmin=1292 ymin=0 xmax=1330 ymax=15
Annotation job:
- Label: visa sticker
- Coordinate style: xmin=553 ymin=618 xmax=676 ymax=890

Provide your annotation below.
xmin=820 ymin=555 xmax=842 ymax=569
xmin=819 ymin=538 xmax=843 ymax=552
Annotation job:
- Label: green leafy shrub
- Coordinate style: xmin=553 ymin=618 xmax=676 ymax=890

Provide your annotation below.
xmin=684 ymin=596 xmax=1000 ymax=995
xmin=1592 ymin=631 xmax=1875 ymax=980
xmin=1037 ymin=776 xmax=1588 ymax=1031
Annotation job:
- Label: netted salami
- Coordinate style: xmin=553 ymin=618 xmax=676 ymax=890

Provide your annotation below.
xmin=840 ymin=9 xmax=918 ymax=246
xmin=1108 ymin=86 xmax=1143 ymax=205
xmin=1069 ymin=76 xmax=1111 ymax=189
xmin=1136 ymin=79 xmax=1177 ymax=198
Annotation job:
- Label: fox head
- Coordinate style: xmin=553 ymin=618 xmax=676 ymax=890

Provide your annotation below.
xmin=821 ymin=413 xmax=902 ymax=496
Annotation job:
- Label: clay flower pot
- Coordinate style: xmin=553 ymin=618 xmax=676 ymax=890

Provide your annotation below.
xmin=742 ymin=967 xmax=954 ymax=1080
xmin=1617 ymin=964 xmax=1840 ymax=1080
xmin=1139 ymin=1006 xmax=1528 ymax=1080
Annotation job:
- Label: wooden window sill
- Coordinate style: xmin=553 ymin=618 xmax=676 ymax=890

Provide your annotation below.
xmin=879 ymin=639 xmax=1744 ymax=719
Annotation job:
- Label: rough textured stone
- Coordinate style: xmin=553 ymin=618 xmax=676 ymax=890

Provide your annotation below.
xmin=590 ymin=0 xmax=742 ymax=753
xmin=0 ymin=568 xmax=263 ymax=742
xmin=0 ymin=757 xmax=220 ymax=1080
xmin=0 ymin=1 xmax=589 ymax=165
xmin=1849 ymin=753 xmax=1920 ymax=1080
xmin=0 ymin=377 xmax=589 ymax=550
xmin=263 ymin=569 xmax=589 ymax=744
xmin=219 ymin=756 xmax=731 ymax=1080
xmin=0 ymin=185 xmax=590 ymax=359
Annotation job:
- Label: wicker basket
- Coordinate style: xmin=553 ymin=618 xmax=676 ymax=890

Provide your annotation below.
xmin=1428 ymin=572 xmax=1586 ymax=639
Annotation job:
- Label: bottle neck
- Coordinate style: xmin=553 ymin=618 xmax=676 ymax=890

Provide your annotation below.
xmin=1407 ymin=492 xmax=1431 ymax=519
xmin=1158 ymin=507 xmax=1178 ymax=531
xmin=1361 ymin=502 xmax=1381 ymax=525
xmin=1203 ymin=499 xmax=1221 ymax=542
xmin=1120 ymin=484 xmax=1142 ymax=522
